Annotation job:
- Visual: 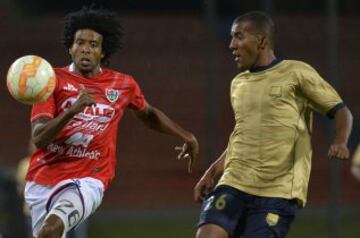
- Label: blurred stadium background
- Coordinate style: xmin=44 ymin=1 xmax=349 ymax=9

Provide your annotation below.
xmin=0 ymin=0 xmax=359 ymax=237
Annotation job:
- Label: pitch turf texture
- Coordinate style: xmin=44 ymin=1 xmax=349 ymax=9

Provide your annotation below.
xmin=88 ymin=217 xmax=360 ymax=237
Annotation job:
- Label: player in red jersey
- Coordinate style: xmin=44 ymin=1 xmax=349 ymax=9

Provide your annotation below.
xmin=24 ymin=7 xmax=199 ymax=238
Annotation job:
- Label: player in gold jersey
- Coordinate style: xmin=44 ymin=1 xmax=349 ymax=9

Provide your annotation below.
xmin=194 ymin=11 xmax=353 ymax=238
xmin=351 ymin=145 xmax=360 ymax=181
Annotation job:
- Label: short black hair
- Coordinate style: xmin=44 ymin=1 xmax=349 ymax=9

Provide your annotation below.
xmin=234 ymin=11 xmax=275 ymax=49
xmin=62 ymin=6 xmax=123 ymax=65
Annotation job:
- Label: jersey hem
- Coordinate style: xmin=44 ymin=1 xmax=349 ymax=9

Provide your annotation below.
xmin=216 ymin=182 xmax=305 ymax=207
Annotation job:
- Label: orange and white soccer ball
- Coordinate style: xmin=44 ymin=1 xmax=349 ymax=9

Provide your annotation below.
xmin=6 ymin=55 xmax=56 ymax=105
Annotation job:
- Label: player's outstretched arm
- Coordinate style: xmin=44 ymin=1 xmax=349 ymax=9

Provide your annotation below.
xmin=328 ymin=106 xmax=353 ymax=159
xmin=32 ymin=85 xmax=95 ymax=148
xmin=194 ymin=150 xmax=226 ymax=202
xmin=133 ymin=102 xmax=199 ymax=172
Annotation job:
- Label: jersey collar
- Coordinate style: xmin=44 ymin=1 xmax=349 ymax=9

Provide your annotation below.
xmin=68 ymin=63 xmax=103 ymax=73
xmin=249 ymin=58 xmax=282 ymax=73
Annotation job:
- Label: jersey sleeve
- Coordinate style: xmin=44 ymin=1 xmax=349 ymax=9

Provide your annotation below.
xmin=127 ymin=77 xmax=146 ymax=111
xmin=30 ymin=94 xmax=56 ymax=122
xmin=297 ymin=63 xmax=343 ymax=118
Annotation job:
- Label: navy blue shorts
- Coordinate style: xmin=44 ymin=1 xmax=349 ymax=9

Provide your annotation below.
xmin=197 ymin=185 xmax=299 ymax=238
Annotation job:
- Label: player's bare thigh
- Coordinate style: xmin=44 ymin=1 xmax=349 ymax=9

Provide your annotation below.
xmin=196 ymin=224 xmax=228 ymax=238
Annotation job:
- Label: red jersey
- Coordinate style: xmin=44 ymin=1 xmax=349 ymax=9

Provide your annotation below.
xmin=26 ymin=66 xmax=146 ymax=189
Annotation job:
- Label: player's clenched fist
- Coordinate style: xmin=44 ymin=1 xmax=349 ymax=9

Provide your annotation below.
xmin=70 ymin=84 xmax=96 ymax=114
xmin=328 ymin=142 xmax=350 ymax=160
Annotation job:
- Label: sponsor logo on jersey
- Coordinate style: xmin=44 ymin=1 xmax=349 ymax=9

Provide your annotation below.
xmin=63 ymin=83 xmax=78 ymax=92
xmin=105 ymin=88 xmax=120 ymax=103
xmin=61 ymin=97 xmax=115 ymax=122
xmin=47 ymin=143 xmax=101 ymax=160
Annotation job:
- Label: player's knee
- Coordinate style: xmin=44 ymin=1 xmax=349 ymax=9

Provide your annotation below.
xmin=38 ymin=214 xmax=64 ymax=238
xmin=196 ymin=224 xmax=228 ymax=238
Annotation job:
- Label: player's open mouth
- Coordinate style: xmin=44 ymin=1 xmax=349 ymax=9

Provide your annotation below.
xmin=80 ymin=58 xmax=91 ymax=65
xmin=232 ymin=52 xmax=240 ymax=62
xmin=234 ymin=55 xmax=242 ymax=62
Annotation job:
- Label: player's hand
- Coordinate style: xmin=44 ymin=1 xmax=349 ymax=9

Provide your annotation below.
xmin=175 ymin=134 xmax=199 ymax=173
xmin=194 ymin=173 xmax=215 ymax=202
xmin=70 ymin=84 xmax=96 ymax=114
xmin=328 ymin=142 xmax=350 ymax=160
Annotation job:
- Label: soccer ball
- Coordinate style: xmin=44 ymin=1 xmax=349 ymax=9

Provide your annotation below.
xmin=6 ymin=55 xmax=56 ymax=105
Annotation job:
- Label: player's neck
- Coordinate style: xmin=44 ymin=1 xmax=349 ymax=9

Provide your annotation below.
xmin=80 ymin=70 xmax=99 ymax=78
xmin=71 ymin=64 xmax=101 ymax=78
xmin=253 ymin=50 xmax=276 ymax=68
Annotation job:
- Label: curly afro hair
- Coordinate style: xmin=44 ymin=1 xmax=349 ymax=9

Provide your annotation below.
xmin=62 ymin=6 xmax=123 ymax=65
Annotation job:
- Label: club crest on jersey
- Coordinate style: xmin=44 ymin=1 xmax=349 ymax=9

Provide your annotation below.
xmin=105 ymin=88 xmax=120 ymax=103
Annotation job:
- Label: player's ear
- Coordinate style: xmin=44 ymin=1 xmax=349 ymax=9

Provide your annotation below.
xmin=68 ymin=48 xmax=73 ymax=57
xmin=257 ymin=35 xmax=267 ymax=50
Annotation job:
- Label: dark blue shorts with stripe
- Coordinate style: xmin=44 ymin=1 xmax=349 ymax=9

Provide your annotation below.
xmin=197 ymin=185 xmax=299 ymax=238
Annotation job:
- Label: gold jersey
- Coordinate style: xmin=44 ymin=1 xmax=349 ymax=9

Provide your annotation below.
xmin=218 ymin=60 xmax=343 ymax=206
xmin=353 ymin=145 xmax=360 ymax=164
